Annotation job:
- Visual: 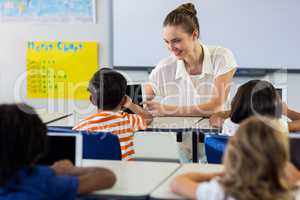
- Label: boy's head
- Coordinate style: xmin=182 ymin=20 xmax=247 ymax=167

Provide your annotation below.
xmin=0 ymin=103 xmax=47 ymax=185
xmin=88 ymin=68 xmax=127 ymax=110
xmin=221 ymin=116 xmax=290 ymax=199
xmin=230 ymin=80 xmax=282 ymax=124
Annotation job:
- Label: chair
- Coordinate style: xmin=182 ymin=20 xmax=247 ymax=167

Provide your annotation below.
xmin=81 ymin=131 xmax=121 ymax=160
xmin=204 ymin=134 xmax=229 ymax=164
xmin=47 ymin=126 xmax=122 ymax=160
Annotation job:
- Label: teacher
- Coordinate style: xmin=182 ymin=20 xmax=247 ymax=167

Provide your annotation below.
xmin=145 ymin=3 xmax=237 ymax=117
xmin=144 ymin=3 xmax=237 ymax=162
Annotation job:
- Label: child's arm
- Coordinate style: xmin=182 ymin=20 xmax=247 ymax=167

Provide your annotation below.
xmin=282 ymin=103 xmax=300 ymax=132
xmin=170 ymin=172 xmax=223 ymax=199
xmin=283 ymin=102 xmax=300 ymax=120
xmin=123 ymin=95 xmax=153 ymax=125
xmin=209 ymin=110 xmax=231 ymax=128
xmin=285 ymin=162 xmax=300 ymax=187
xmin=288 ymin=120 xmax=300 ymax=132
xmin=52 ymin=160 xmax=116 ymax=195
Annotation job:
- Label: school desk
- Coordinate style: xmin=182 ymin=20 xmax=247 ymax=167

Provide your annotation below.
xmin=46 ymin=114 xmax=219 ymax=163
xmin=81 ymin=159 xmax=180 ymax=200
xmin=39 ymin=112 xmax=72 ymax=124
xmin=150 ymin=163 xmax=223 ymax=200
xmin=146 ymin=117 xmax=219 ymax=163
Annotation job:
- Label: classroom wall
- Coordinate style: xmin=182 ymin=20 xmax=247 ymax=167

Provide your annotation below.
xmin=1 ymin=1 xmax=299 ymax=161
xmin=113 ymin=0 xmax=300 ymax=69
xmin=0 ymin=0 xmax=113 ymax=116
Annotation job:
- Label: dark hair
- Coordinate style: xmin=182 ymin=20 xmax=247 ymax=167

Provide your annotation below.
xmin=0 ymin=104 xmax=47 ymax=186
xmin=163 ymin=3 xmax=200 ymax=37
xmin=88 ymin=68 xmax=127 ymax=110
xmin=230 ymin=80 xmax=282 ymax=123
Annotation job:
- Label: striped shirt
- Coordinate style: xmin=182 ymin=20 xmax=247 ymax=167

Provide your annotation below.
xmin=73 ymin=111 xmax=147 ymax=161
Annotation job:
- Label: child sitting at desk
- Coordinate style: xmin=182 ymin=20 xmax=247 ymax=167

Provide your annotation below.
xmin=209 ymin=80 xmax=285 ymax=135
xmin=73 ymin=68 xmax=153 ymax=161
xmin=210 ymin=79 xmax=300 ymax=133
xmin=0 ymin=103 xmax=116 ymax=200
xmin=171 ymin=116 xmax=300 ymax=200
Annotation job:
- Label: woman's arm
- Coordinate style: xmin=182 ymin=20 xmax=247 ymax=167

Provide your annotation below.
xmin=145 ymin=69 xmax=235 ymax=117
xmin=123 ymin=95 xmax=153 ymax=125
xmin=144 ymin=82 xmax=156 ymax=101
xmin=171 ymin=172 xmax=223 ymax=199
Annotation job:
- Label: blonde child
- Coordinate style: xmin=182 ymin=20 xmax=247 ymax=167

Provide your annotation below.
xmin=171 ymin=116 xmax=297 ymax=200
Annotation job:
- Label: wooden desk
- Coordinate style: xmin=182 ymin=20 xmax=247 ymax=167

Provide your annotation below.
xmin=82 ymin=159 xmax=180 ymax=199
xmin=150 ymin=163 xmax=223 ymax=200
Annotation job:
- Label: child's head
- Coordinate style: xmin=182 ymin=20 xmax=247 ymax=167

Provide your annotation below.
xmin=0 ymin=103 xmax=47 ymax=186
xmin=230 ymin=80 xmax=282 ymax=123
xmin=88 ymin=68 xmax=127 ymax=110
xmin=221 ymin=116 xmax=291 ymax=200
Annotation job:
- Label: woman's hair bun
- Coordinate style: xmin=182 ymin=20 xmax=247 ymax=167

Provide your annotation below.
xmin=176 ymin=3 xmax=197 ymax=17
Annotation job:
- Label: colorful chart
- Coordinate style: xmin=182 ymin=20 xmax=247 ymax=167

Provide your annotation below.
xmin=27 ymin=41 xmax=98 ymax=100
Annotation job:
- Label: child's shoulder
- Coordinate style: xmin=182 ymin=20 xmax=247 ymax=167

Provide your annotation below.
xmin=197 ymin=178 xmax=232 ymax=200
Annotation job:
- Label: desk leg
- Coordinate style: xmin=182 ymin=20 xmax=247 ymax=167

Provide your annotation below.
xmin=192 ymin=131 xmax=199 ymax=163
xmin=176 ymin=132 xmax=182 ymax=142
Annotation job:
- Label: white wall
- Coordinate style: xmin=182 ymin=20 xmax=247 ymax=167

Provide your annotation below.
xmin=0 ymin=0 xmax=112 ymax=115
xmin=114 ymin=0 xmax=300 ymax=69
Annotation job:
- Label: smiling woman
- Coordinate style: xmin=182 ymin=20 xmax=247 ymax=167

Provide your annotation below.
xmin=144 ymin=3 xmax=237 ymax=163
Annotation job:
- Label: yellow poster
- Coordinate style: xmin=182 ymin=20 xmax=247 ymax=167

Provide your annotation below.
xmin=27 ymin=41 xmax=98 ymax=100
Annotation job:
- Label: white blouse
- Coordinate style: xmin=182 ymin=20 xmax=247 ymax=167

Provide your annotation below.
xmin=149 ymin=44 xmax=237 ymax=107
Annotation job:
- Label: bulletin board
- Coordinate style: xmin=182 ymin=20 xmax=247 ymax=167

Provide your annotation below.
xmin=26 ymin=41 xmax=98 ymax=100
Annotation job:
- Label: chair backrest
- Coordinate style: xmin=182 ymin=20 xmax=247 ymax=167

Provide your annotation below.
xmin=204 ymin=134 xmax=229 ymax=164
xmin=289 ymin=133 xmax=300 ymax=169
xmin=81 ymin=131 xmax=122 ymax=160
xmin=47 ymin=126 xmax=122 ymax=161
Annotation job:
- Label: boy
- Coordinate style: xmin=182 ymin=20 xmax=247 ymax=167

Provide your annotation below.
xmin=0 ymin=103 xmax=116 ymax=200
xmin=73 ymin=68 xmax=153 ymax=161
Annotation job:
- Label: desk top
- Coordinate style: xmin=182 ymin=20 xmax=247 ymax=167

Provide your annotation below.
xmin=39 ymin=112 xmax=71 ymax=124
xmin=150 ymin=163 xmax=223 ymax=200
xmin=147 ymin=117 xmax=202 ymax=132
xmin=46 ymin=113 xmax=217 ymax=133
xmin=82 ymin=159 xmax=180 ymax=199
xmin=44 ymin=112 xmax=86 ymax=127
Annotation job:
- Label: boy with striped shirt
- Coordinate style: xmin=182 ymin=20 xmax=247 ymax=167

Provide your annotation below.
xmin=73 ymin=68 xmax=153 ymax=160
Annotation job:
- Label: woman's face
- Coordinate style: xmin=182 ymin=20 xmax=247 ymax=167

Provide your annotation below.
xmin=163 ymin=25 xmax=197 ymax=60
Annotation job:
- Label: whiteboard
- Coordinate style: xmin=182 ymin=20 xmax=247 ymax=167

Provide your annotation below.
xmin=113 ymin=0 xmax=300 ymax=69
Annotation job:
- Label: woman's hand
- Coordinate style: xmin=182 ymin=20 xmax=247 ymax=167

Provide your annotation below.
xmin=143 ymin=100 xmax=165 ymax=117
